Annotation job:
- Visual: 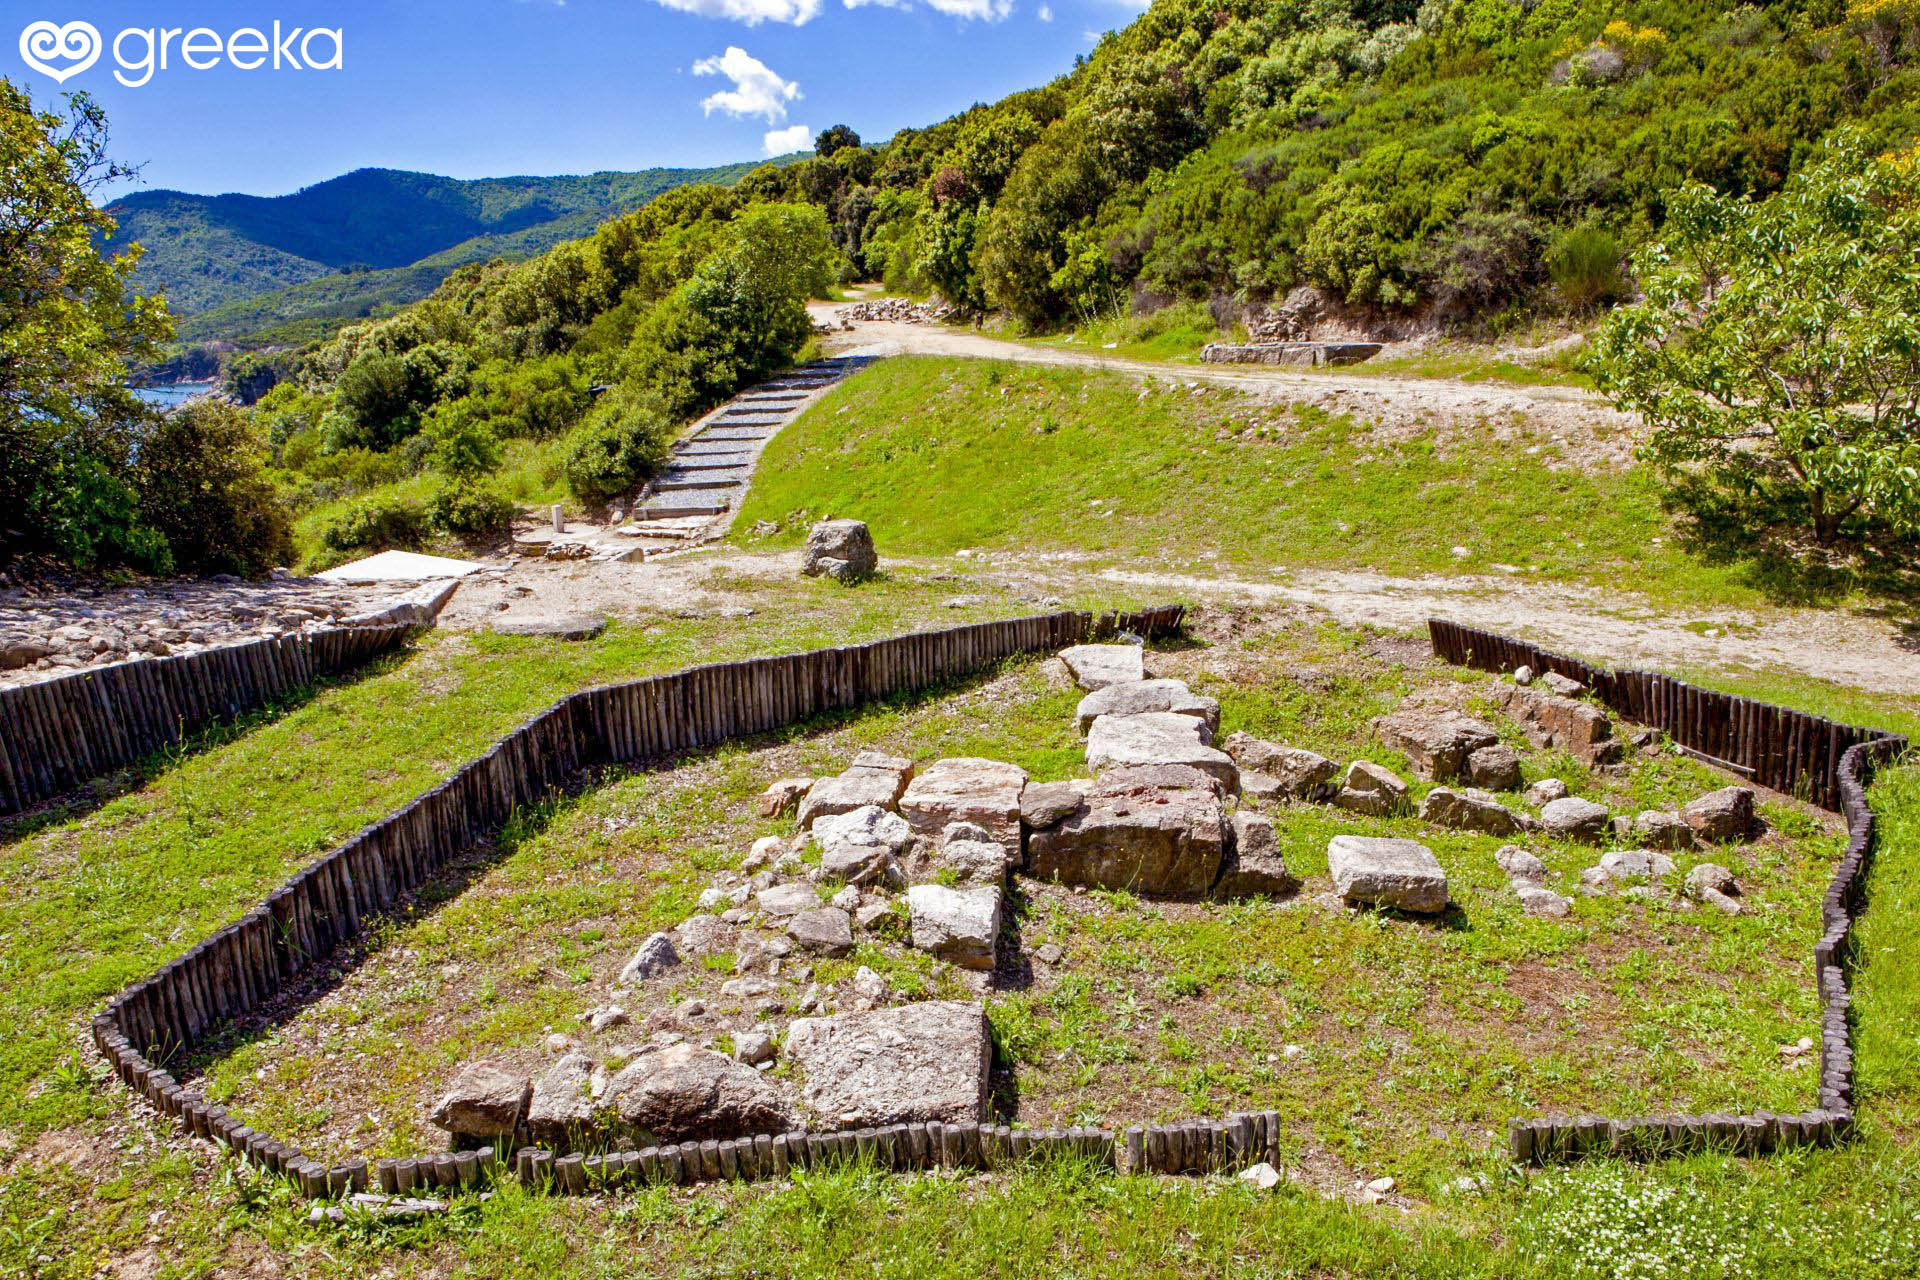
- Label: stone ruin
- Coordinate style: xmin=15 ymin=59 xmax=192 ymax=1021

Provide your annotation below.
xmin=429 ymin=640 xmax=1767 ymax=1163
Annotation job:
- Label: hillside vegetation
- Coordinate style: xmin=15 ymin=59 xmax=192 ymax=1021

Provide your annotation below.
xmin=744 ymin=0 xmax=1920 ymax=330
xmin=106 ymin=160 xmax=779 ymax=337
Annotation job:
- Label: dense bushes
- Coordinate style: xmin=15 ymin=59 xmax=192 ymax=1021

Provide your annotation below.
xmin=317 ymin=494 xmax=430 ymax=555
xmin=136 ymin=402 xmax=294 ymax=576
xmin=562 ymin=387 xmax=673 ymax=505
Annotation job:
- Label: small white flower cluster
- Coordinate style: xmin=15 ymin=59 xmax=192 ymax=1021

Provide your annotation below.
xmin=1516 ymin=1163 xmax=1920 ymax=1279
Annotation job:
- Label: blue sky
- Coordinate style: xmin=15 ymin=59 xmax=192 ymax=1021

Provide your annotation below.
xmin=9 ymin=0 xmax=1146 ymax=197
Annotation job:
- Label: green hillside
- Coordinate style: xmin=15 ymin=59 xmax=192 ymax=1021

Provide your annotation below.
xmin=107 ymin=159 xmax=787 ymax=342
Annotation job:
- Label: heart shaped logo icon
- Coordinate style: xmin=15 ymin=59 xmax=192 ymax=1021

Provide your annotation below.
xmin=19 ymin=20 xmax=102 ymax=83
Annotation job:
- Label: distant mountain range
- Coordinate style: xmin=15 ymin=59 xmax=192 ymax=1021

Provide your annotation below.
xmin=103 ymin=161 xmax=785 ymax=347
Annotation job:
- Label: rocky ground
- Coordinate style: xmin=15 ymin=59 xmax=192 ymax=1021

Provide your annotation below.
xmin=0 ymin=571 xmax=455 ymax=688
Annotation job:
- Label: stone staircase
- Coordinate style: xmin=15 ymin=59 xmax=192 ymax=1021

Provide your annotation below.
xmin=593 ymin=356 xmax=872 ymax=558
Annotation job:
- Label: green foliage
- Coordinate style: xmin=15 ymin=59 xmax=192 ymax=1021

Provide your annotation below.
xmin=317 ymin=492 xmax=430 ymax=554
xmin=1546 ymin=227 xmax=1628 ymax=312
xmin=135 ymin=401 xmax=294 ymax=576
xmin=561 ymin=387 xmax=673 ymax=505
xmin=423 ymin=400 xmax=504 ymax=483
xmin=815 ymin=125 xmax=861 ymax=157
xmin=424 ymin=482 xmax=514 ymax=537
xmin=0 ymin=82 xmax=172 ymax=569
xmin=1591 ymin=133 xmax=1920 ymax=544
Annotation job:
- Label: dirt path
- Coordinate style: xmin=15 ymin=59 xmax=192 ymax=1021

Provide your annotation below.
xmin=811 ymin=304 xmax=1635 ymax=449
xmin=438 ymin=547 xmax=1920 ymax=701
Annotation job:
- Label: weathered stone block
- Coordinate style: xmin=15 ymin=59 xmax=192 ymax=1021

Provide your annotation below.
xmin=906 ymin=884 xmax=1002 ymax=970
xmin=1027 ymin=764 xmax=1230 ymax=896
xmin=430 ymin=1061 xmax=529 ymax=1139
xmin=1213 ymin=812 xmax=1299 ymax=898
xmin=1223 ymin=733 xmax=1339 ymax=801
xmin=1326 ymin=836 xmax=1448 ymax=914
xmin=785 ymin=1001 xmax=992 ymax=1126
xmin=1085 ymin=712 xmax=1238 ymax=792
xmin=1372 ymin=706 xmax=1500 ymax=781
xmin=797 ymin=753 xmax=915 ymax=829
xmin=1076 ymin=679 xmax=1219 ymax=736
xmin=899 ymin=758 xmax=1029 ymax=848
xmin=1059 ymin=644 xmax=1145 ymax=691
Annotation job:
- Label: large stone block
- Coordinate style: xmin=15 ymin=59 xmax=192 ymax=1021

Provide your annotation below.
xmin=812 ymin=804 xmax=912 ymax=884
xmin=898 ymin=757 xmax=1028 ymax=848
xmin=1327 ymin=836 xmax=1449 ymax=914
xmin=604 ymin=1043 xmax=795 ymax=1143
xmin=1333 ymin=760 xmax=1409 ymax=816
xmin=906 ymin=883 xmax=1002 ymax=970
xmin=1419 ymin=786 xmax=1524 ymax=836
xmin=802 ymin=519 xmax=878 ymax=581
xmin=1540 ymin=796 xmax=1611 ymax=842
xmin=785 ymin=1001 xmax=992 ymax=1126
xmin=1498 ymin=686 xmax=1623 ymax=765
xmin=430 ymin=1060 xmax=529 ymax=1140
xmin=1681 ymin=786 xmax=1756 ymax=843
xmin=1222 ymin=733 xmax=1339 ymax=801
xmin=797 ymin=752 xmax=915 ymax=829
xmin=526 ymin=1052 xmax=601 ymax=1146
xmin=1371 ymin=707 xmax=1501 ymax=781
xmin=1213 ymin=812 xmax=1299 ymax=898
xmin=1075 ymin=679 xmax=1219 ymax=736
xmin=1085 ymin=712 xmax=1239 ymax=792
xmin=1026 ymin=764 xmax=1230 ymax=896
xmin=1059 ymin=644 xmax=1145 ymax=691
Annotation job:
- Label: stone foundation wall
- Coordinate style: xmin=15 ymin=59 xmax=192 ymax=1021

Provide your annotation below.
xmin=86 ymin=607 xmax=1187 ymax=1200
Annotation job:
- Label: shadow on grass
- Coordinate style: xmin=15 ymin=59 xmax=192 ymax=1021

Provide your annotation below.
xmin=0 ymin=647 xmax=417 ymax=844
xmin=1663 ymin=481 xmax=1920 ymax=618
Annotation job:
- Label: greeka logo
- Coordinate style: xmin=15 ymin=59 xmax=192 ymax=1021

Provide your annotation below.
xmin=18 ymin=17 xmax=343 ymax=88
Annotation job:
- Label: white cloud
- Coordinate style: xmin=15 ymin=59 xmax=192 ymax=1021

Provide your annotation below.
xmin=842 ymin=0 xmax=1014 ymax=19
xmin=692 ymin=47 xmax=802 ymax=123
xmin=655 ymin=0 xmax=822 ymax=25
xmin=1037 ymin=3 xmax=1052 ymax=19
xmin=764 ymin=123 xmax=813 ymax=154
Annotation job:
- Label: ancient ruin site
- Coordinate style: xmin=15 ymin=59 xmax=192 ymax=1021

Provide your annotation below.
xmin=157 ymin=618 xmax=1864 ymax=1208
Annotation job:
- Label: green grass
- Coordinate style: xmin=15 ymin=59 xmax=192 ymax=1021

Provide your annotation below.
xmin=1032 ymin=299 xmax=1226 ymax=362
xmin=3 ymin=585 xmax=1916 ymax=1279
xmin=733 ymin=356 xmax=1871 ymax=612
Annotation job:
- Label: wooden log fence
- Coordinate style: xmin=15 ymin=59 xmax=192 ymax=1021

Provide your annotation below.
xmin=81 ymin=606 xmax=1908 ymax=1194
xmin=85 ymin=607 xmax=1187 ymax=1198
xmin=0 ymin=623 xmax=421 ymax=818
xmin=1427 ymin=618 xmax=1909 ymax=1163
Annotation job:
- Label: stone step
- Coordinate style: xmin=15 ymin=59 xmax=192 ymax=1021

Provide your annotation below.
xmin=693 ymin=430 xmax=771 ymax=443
xmin=714 ymin=413 xmax=787 ymax=425
xmin=654 ymin=477 xmax=744 ymax=492
xmin=636 ymin=501 xmax=729 ymax=519
xmin=660 ymin=462 xmax=748 ymax=477
xmin=672 ymin=445 xmax=753 ymax=459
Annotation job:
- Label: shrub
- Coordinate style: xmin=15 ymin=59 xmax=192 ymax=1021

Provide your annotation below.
xmin=1547 ymin=228 xmax=1628 ymax=313
xmin=422 ymin=399 xmax=503 ymax=482
xmin=135 ymin=401 xmax=294 ymax=575
xmin=317 ymin=493 xmax=429 ymax=554
xmin=425 ymin=483 xmax=515 ymax=537
xmin=562 ymin=387 xmax=672 ymax=505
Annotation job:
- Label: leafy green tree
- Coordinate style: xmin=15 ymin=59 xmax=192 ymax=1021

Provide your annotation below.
xmin=422 ymin=399 xmax=503 ymax=482
xmin=136 ymin=401 xmax=293 ymax=575
xmin=0 ymin=82 xmax=171 ymax=566
xmin=815 ymin=125 xmax=862 ymax=157
xmin=1591 ymin=135 xmax=1920 ymax=544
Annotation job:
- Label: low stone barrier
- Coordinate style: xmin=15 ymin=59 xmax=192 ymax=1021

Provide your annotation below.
xmin=0 ymin=620 xmax=424 ymax=816
xmin=1200 ymin=342 xmax=1382 ymax=367
xmin=1428 ymin=618 xmax=1908 ymax=1163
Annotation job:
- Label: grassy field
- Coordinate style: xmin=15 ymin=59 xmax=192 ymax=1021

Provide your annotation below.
xmin=732 ymin=357 xmax=1893 ymax=614
xmin=2 ymin=572 xmax=1916 ymax=1278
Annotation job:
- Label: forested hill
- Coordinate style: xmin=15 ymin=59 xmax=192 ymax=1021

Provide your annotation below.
xmin=104 ymin=160 xmax=781 ymax=333
xmin=766 ymin=0 xmax=1920 ymax=329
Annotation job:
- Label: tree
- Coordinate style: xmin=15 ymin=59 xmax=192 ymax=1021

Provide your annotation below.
xmin=0 ymin=81 xmax=172 ymax=565
xmin=136 ymin=401 xmax=293 ymax=575
xmin=1591 ymin=135 xmax=1920 ymax=544
xmin=815 ymin=125 xmax=862 ymax=157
